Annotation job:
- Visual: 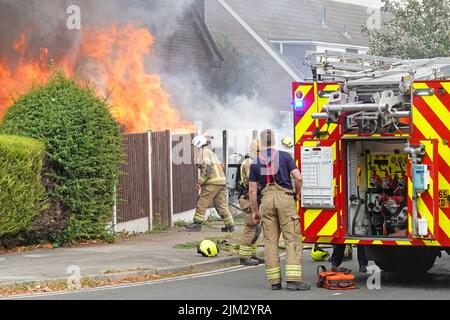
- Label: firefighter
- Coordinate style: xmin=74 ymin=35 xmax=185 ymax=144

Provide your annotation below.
xmin=238 ymin=139 xmax=265 ymax=266
xmin=249 ymin=129 xmax=311 ymax=291
xmin=331 ymin=244 xmax=368 ymax=273
xmin=185 ymin=135 xmax=235 ymax=233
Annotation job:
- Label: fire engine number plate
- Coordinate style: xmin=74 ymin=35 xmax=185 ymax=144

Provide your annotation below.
xmin=439 ymin=190 xmax=449 ymax=208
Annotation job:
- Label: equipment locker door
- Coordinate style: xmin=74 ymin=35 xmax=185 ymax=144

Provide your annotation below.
xmin=297 ymin=139 xmax=341 ymax=238
xmin=407 ymin=139 xmax=439 ymax=240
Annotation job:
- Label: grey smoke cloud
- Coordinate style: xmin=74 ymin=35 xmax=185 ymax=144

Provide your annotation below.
xmin=0 ymin=0 xmax=279 ymax=137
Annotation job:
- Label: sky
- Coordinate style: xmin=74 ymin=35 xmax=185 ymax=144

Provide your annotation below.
xmin=334 ymin=0 xmax=383 ymax=7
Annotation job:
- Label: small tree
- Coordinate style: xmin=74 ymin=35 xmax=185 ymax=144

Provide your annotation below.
xmin=0 ymin=73 xmax=124 ymax=244
xmin=363 ymin=0 xmax=450 ymax=59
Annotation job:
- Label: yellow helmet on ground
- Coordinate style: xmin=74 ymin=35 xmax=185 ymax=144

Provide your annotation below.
xmin=197 ymin=239 xmax=219 ymax=257
xmin=281 ymin=136 xmax=294 ymax=149
xmin=311 ymin=246 xmax=330 ymax=261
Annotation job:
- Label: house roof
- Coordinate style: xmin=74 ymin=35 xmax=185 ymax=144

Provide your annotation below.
xmin=224 ymin=0 xmax=371 ymax=47
xmin=205 ymin=0 xmax=373 ymax=112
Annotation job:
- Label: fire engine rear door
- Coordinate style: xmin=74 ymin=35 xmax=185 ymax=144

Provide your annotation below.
xmin=298 ymin=139 xmax=341 ymax=239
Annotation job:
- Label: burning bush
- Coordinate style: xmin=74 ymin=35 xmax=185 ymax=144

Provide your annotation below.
xmin=0 ymin=135 xmax=47 ymax=240
xmin=0 ymin=73 xmax=124 ymax=244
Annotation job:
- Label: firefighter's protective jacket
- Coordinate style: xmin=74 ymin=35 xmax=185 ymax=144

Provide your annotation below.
xmin=198 ymin=147 xmax=226 ymax=186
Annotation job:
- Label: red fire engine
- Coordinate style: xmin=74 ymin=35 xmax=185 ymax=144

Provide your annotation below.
xmin=294 ymin=51 xmax=450 ymax=272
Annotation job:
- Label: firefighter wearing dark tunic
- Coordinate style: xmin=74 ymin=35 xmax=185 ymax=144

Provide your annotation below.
xmin=249 ymin=129 xmax=311 ymax=291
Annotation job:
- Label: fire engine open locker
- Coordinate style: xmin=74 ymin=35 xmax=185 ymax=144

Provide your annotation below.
xmin=293 ymin=51 xmax=450 ymax=272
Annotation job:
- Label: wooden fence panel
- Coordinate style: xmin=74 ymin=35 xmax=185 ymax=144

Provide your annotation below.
xmin=172 ymin=133 xmax=198 ymax=214
xmin=117 ymin=133 xmax=151 ymax=224
xmin=151 ymin=130 xmax=172 ymax=226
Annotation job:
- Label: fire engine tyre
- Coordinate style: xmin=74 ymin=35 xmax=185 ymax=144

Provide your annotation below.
xmin=374 ymin=256 xmax=436 ymax=273
xmin=367 ymin=246 xmax=439 ymax=274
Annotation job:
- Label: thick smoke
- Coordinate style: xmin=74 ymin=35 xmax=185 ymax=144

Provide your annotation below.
xmin=0 ymin=0 xmax=280 ymax=150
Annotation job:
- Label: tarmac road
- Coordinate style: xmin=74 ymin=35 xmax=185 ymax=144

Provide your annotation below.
xmin=11 ymin=250 xmax=450 ymax=300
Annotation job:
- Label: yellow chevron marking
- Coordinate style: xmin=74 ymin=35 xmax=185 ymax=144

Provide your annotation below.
xmin=413 ymin=107 xmax=450 ymax=169
xmin=332 ymin=141 xmax=337 ymax=162
xmin=344 ymin=239 xmax=360 ymax=244
xmin=317 ymin=213 xmax=338 ymax=236
xmin=439 ymin=173 xmax=450 ymax=189
xmin=422 ymin=140 xmax=434 ymax=162
xmin=439 ymin=82 xmax=450 ymax=94
xmin=372 ymin=240 xmax=383 ymax=245
xmin=304 ymin=209 xmax=322 ymax=231
xmin=417 ymin=191 xmax=434 ymax=236
xmin=318 ymin=85 xmax=339 ymax=135
xmin=324 ymin=84 xmax=339 ymax=92
xmin=396 ymin=241 xmax=412 ymax=246
xmin=302 ymin=141 xmax=318 ymax=147
xmin=316 ymin=237 xmax=333 ymax=243
xmin=422 ymin=240 xmax=441 ymax=246
xmin=408 ymin=178 xmax=413 ymax=234
xmin=414 ymin=83 xmax=450 ymax=132
xmin=295 ymin=85 xmax=315 ymax=143
xmin=439 ymin=209 xmax=450 ymax=239
xmin=319 ymin=123 xmax=338 ymax=136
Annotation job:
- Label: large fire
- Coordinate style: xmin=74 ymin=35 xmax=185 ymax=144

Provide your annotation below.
xmin=0 ymin=25 xmax=192 ymax=133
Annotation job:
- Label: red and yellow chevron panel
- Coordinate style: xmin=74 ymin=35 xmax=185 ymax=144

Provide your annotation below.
xmin=412 ymin=81 xmax=450 ymax=247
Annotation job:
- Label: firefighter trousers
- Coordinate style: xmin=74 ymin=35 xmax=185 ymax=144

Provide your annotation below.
xmin=261 ymin=184 xmax=303 ymax=285
xmin=194 ymin=185 xmax=235 ymax=227
xmin=238 ymin=196 xmax=262 ymax=259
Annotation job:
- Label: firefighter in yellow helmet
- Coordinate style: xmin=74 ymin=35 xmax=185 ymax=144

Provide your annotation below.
xmin=238 ymin=139 xmax=265 ymax=266
xmin=249 ymin=129 xmax=310 ymax=291
xmin=185 ymin=135 xmax=235 ymax=232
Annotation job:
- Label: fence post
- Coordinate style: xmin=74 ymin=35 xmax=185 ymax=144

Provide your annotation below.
xmin=148 ymin=131 xmax=153 ymax=232
xmin=168 ymin=130 xmax=174 ymax=228
xmin=222 ymin=130 xmax=228 ymax=174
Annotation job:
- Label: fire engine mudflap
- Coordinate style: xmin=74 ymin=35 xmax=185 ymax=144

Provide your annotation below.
xmin=293 ymin=51 xmax=450 ymax=273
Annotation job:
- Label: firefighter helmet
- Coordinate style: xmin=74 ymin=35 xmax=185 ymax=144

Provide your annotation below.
xmin=192 ymin=135 xmax=209 ymax=148
xmin=197 ymin=239 xmax=219 ymax=257
xmin=281 ymin=136 xmax=294 ymax=149
xmin=311 ymin=246 xmax=330 ymax=261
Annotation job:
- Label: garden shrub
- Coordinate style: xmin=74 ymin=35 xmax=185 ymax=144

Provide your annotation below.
xmin=0 ymin=135 xmax=47 ymax=239
xmin=0 ymin=73 xmax=124 ymax=243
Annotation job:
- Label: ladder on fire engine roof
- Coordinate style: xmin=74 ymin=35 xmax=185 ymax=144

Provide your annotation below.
xmin=305 ymin=50 xmax=450 ymax=86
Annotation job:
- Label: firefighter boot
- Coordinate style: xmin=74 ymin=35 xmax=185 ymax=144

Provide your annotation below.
xmin=185 ymin=222 xmax=202 ymax=232
xmin=286 ymin=281 xmax=311 ymax=291
xmin=252 ymin=244 xmax=265 ymax=264
xmin=240 ymin=257 xmax=259 ymax=266
xmin=221 ymin=226 xmax=235 ymax=233
xmin=271 ymin=283 xmax=282 ymax=290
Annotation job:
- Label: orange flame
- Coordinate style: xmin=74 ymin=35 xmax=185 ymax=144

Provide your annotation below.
xmin=0 ymin=25 xmax=192 ymax=133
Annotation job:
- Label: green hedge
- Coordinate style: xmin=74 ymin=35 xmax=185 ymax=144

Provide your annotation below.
xmin=0 ymin=135 xmax=47 ymax=239
xmin=0 ymin=73 xmax=124 ymax=244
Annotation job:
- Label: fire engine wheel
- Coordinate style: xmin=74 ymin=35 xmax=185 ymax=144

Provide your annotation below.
xmin=374 ymin=255 xmax=437 ymax=273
